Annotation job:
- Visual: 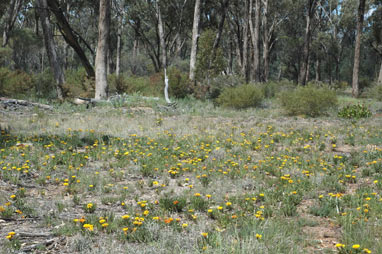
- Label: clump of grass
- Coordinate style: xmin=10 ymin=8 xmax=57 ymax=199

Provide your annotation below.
xmin=215 ymin=84 xmax=264 ymax=109
xmin=279 ymin=84 xmax=337 ymax=116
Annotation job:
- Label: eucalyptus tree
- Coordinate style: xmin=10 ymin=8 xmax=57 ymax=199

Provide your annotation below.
xmin=37 ymin=0 xmax=65 ymax=99
xmin=189 ymin=0 xmax=201 ymax=81
xmin=95 ymin=0 xmax=110 ymax=99
xmin=369 ymin=1 xmax=382 ymax=84
xmin=2 ymin=0 xmax=23 ymax=47
xmin=352 ymin=0 xmax=367 ymax=97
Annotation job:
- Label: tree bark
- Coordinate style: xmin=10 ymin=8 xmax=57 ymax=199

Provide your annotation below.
xmin=2 ymin=0 xmax=23 ymax=47
xmin=315 ymin=58 xmax=321 ymax=82
xmin=261 ymin=0 xmax=269 ymax=82
xmin=378 ymin=61 xmax=382 ymax=85
xmin=95 ymin=0 xmax=110 ymax=100
xmin=156 ymin=0 xmax=167 ymax=69
xmin=116 ymin=16 xmax=122 ymax=77
xmin=37 ymin=0 xmax=65 ymax=100
xmin=352 ymin=0 xmax=366 ymax=97
xmin=47 ymin=0 xmax=95 ymax=78
xmin=213 ymin=0 xmax=229 ymax=52
xmin=249 ymin=0 xmax=261 ymax=82
xmin=242 ymin=0 xmax=250 ymax=83
xmin=298 ymin=0 xmax=316 ymax=85
xmin=189 ymin=0 xmax=201 ymax=81
xmin=156 ymin=0 xmax=171 ymax=104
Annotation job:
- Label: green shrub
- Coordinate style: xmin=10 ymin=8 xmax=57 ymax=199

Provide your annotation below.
xmin=196 ymin=29 xmax=225 ymax=82
xmin=168 ymin=67 xmax=191 ymax=99
xmin=64 ymin=68 xmax=94 ymax=98
xmin=279 ymin=84 xmax=338 ymax=117
xmin=364 ymin=83 xmax=382 ymax=101
xmin=332 ymin=81 xmax=349 ymax=90
xmin=0 ymin=47 xmax=14 ymax=67
xmin=260 ymin=80 xmax=295 ymax=98
xmin=216 ymin=84 xmax=264 ymax=109
xmin=33 ymin=70 xmax=56 ymax=98
xmin=207 ymin=74 xmax=244 ymax=99
xmin=359 ymin=77 xmax=373 ymax=92
xmin=338 ymin=104 xmax=372 ymax=119
xmin=0 ymin=68 xmax=33 ymax=96
xmin=108 ymin=74 xmax=162 ymax=97
xmin=108 ymin=74 xmax=128 ymax=94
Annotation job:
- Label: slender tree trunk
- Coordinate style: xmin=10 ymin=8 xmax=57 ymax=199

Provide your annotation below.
xmin=315 ymin=59 xmax=320 ymax=82
xmin=116 ymin=17 xmax=122 ymax=76
xmin=305 ymin=55 xmax=310 ymax=84
xmin=37 ymin=0 xmax=64 ymax=100
xmin=378 ymin=61 xmax=382 ymax=85
xmin=48 ymin=0 xmax=95 ymax=78
xmin=262 ymin=0 xmax=270 ymax=82
xmin=34 ymin=6 xmax=39 ymax=36
xmin=156 ymin=1 xmax=167 ymax=69
xmin=189 ymin=0 xmax=201 ymax=81
xmin=95 ymin=0 xmax=110 ymax=99
xmin=352 ymin=0 xmax=366 ymax=97
xmin=242 ymin=0 xmax=250 ymax=82
xmin=2 ymin=0 xmax=23 ymax=47
xmin=249 ymin=0 xmax=260 ymax=82
xmin=228 ymin=38 xmax=233 ymax=74
xmin=156 ymin=0 xmax=171 ymax=104
xmin=298 ymin=0 xmax=316 ymax=85
xmin=213 ymin=0 xmax=229 ymax=52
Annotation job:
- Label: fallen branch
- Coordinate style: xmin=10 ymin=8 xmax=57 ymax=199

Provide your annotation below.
xmin=20 ymin=238 xmax=56 ymax=252
xmin=0 ymin=97 xmax=53 ymax=110
xmin=18 ymin=232 xmax=53 ymax=238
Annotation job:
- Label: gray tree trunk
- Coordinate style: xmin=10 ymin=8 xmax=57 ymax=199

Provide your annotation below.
xmin=242 ymin=0 xmax=250 ymax=82
xmin=315 ymin=59 xmax=321 ymax=82
xmin=261 ymin=0 xmax=269 ymax=82
xmin=156 ymin=1 xmax=167 ymax=69
xmin=249 ymin=0 xmax=261 ymax=82
xmin=2 ymin=0 xmax=23 ymax=47
xmin=95 ymin=0 xmax=110 ymax=100
xmin=298 ymin=0 xmax=316 ymax=85
xmin=352 ymin=0 xmax=366 ymax=97
xmin=116 ymin=17 xmax=122 ymax=76
xmin=189 ymin=0 xmax=201 ymax=81
xmin=37 ymin=0 xmax=64 ymax=100
xmin=378 ymin=61 xmax=382 ymax=85
xmin=48 ymin=0 xmax=95 ymax=78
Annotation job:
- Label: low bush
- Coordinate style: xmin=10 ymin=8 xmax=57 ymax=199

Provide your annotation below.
xmin=260 ymin=80 xmax=295 ymax=98
xmin=167 ymin=67 xmax=192 ymax=99
xmin=279 ymin=84 xmax=338 ymax=117
xmin=33 ymin=70 xmax=56 ymax=98
xmin=207 ymin=74 xmax=244 ymax=100
xmin=215 ymin=84 xmax=264 ymax=109
xmin=338 ymin=104 xmax=372 ymax=119
xmin=363 ymin=83 xmax=382 ymax=101
xmin=0 ymin=68 xmax=34 ymax=96
xmin=108 ymin=74 xmax=162 ymax=97
xmin=64 ymin=68 xmax=94 ymax=98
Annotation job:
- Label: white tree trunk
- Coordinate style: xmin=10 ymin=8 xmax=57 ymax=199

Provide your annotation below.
xmin=95 ymin=0 xmax=110 ymax=100
xmin=189 ymin=0 xmax=201 ymax=81
xmin=156 ymin=0 xmax=171 ymax=104
xmin=37 ymin=0 xmax=64 ymax=100
xmin=164 ymin=68 xmax=171 ymax=104
xmin=378 ymin=61 xmax=382 ymax=85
